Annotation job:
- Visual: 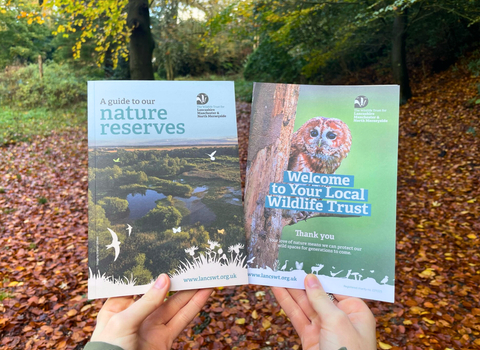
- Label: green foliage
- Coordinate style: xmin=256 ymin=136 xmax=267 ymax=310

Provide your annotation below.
xmin=136 ymin=204 xmax=182 ymax=230
xmin=92 ymin=166 xmax=123 ymax=190
xmin=0 ymin=62 xmax=89 ymax=109
xmin=239 ymin=0 xmax=480 ymax=84
xmin=233 ymin=76 xmax=253 ymax=102
xmin=468 ymin=51 xmax=480 ymax=76
xmin=41 ymin=0 xmax=129 ymax=66
xmin=98 ymin=197 xmax=129 ymax=218
xmin=0 ymin=3 xmax=52 ymax=68
xmin=88 ymin=190 xmax=111 ymax=235
xmin=124 ymin=254 xmax=153 ymax=285
xmin=150 ymin=179 xmax=193 ymax=197
xmin=152 ymin=2 xmax=251 ymax=79
xmin=244 ymin=39 xmax=303 ymax=83
xmin=177 ymin=73 xmax=253 ymax=102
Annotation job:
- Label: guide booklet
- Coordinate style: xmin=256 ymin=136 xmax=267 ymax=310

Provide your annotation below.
xmin=88 ymin=81 xmax=248 ymax=299
xmin=244 ymin=83 xmax=399 ymax=302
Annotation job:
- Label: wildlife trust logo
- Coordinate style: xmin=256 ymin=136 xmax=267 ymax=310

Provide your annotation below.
xmin=197 ymin=93 xmax=209 ymax=105
xmin=354 ymin=95 xmax=368 ymax=108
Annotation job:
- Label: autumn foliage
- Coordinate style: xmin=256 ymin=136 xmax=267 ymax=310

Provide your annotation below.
xmin=1 ymin=59 xmax=480 ymax=349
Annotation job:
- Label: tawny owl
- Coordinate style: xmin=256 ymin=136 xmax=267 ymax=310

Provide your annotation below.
xmin=288 ymin=117 xmax=352 ymax=174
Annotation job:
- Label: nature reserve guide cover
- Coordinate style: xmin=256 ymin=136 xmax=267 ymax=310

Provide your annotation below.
xmin=245 ymin=83 xmax=399 ymax=302
xmin=88 ymin=81 xmax=248 ymax=299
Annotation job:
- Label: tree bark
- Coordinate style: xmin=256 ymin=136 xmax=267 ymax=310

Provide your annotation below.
xmin=245 ymin=83 xmax=300 ymax=269
xmin=127 ymin=0 xmax=155 ymax=80
xmin=38 ymin=55 xmax=43 ymax=79
xmin=392 ymin=9 xmax=412 ymax=105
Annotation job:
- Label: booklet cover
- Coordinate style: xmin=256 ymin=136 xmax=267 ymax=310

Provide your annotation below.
xmin=88 ymin=81 xmax=248 ymax=299
xmin=245 ymin=83 xmax=399 ymax=302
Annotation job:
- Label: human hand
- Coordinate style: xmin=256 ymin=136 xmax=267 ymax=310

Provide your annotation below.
xmin=271 ymin=274 xmax=376 ymax=350
xmin=90 ymin=274 xmax=213 ymax=350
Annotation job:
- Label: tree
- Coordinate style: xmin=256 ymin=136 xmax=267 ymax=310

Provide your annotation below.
xmin=0 ymin=1 xmax=51 ymax=68
xmin=359 ymin=0 xmax=480 ymax=103
xmin=41 ymin=0 xmax=156 ymax=79
xmin=244 ymin=83 xmax=300 ymax=269
xmin=391 ymin=9 xmax=412 ymax=104
xmin=127 ymin=0 xmax=155 ymax=79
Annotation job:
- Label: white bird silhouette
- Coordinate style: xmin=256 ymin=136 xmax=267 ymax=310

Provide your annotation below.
xmin=173 ymin=227 xmax=181 ymax=233
xmin=370 ymin=270 xmax=375 ymax=273
xmin=381 ymin=275 xmax=389 ymax=285
xmin=330 ymin=270 xmax=343 ymax=277
xmin=295 ymin=261 xmax=304 ymax=270
xmin=206 ymin=150 xmax=217 ymax=161
xmin=247 ymin=257 xmax=255 ymax=264
xmin=126 ymin=224 xmax=132 ymax=237
xmin=106 ymin=228 xmax=121 ymax=262
xmin=280 ymin=260 xmax=289 ymax=271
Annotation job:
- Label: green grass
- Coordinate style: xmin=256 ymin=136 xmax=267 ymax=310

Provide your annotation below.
xmin=0 ymin=104 xmax=87 ymax=146
xmin=173 ymin=73 xmax=253 ymax=102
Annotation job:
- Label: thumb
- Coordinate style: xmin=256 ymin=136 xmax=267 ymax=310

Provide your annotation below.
xmin=304 ymin=274 xmax=339 ymax=317
xmin=120 ymin=274 xmax=171 ymax=330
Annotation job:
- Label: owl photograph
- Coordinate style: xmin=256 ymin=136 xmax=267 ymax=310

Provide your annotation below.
xmin=288 ymin=116 xmax=352 ymax=175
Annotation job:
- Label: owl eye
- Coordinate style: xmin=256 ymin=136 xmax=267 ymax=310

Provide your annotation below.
xmin=310 ymin=129 xmax=319 ymax=137
xmin=326 ymin=131 xmax=337 ymax=140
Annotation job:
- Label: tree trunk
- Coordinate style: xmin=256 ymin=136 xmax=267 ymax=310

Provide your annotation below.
xmin=104 ymin=46 xmax=114 ymax=78
xmin=245 ymin=83 xmax=300 ymax=269
xmin=392 ymin=9 xmax=412 ymax=105
xmin=127 ymin=0 xmax=155 ymax=80
xmin=38 ymin=55 xmax=43 ymax=79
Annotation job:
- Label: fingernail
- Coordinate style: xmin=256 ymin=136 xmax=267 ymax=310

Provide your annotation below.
xmin=306 ymin=274 xmax=321 ymax=289
xmin=154 ymin=274 xmax=167 ymax=290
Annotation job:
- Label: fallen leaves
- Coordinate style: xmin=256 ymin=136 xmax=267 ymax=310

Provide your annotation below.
xmin=1 ymin=56 xmax=480 ymax=349
xmin=374 ymin=54 xmax=480 ymax=349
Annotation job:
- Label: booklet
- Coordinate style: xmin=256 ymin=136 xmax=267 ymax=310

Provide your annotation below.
xmin=88 ymin=81 xmax=248 ymax=299
xmin=244 ymin=83 xmax=399 ymax=302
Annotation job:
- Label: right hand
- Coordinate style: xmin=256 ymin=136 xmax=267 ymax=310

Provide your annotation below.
xmin=271 ymin=274 xmax=376 ymax=350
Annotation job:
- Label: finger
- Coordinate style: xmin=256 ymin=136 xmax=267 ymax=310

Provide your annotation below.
xmin=304 ymin=274 xmax=340 ymax=320
xmin=146 ymin=288 xmax=198 ymax=326
xmin=333 ymin=293 xmax=352 ymax=301
xmin=287 ymin=288 xmax=318 ymax=322
xmin=337 ymin=297 xmax=376 ymax=327
xmin=95 ymin=296 xmax=135 ymax=334
xmin=120 ymin=274 xmax=171 ymax=330
xmin=166 ymin=288 xmax=213 ymax=334
xmin=271 ymin=287 xmax=310 ymax=334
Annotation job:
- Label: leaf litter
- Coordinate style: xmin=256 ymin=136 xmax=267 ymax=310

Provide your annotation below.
xmin=0 ymin=60 xmax=479 ymax=349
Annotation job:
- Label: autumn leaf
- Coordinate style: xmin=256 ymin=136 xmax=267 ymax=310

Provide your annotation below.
xmin=262 ymin=319 xmax=271 ymax=329
xmin=235 ymin=318 xmax=245 ymax=325
xmin=378 ymin=341 xmax=393 ymax=349
xmin=418 ymin=268 xmax=436 ymax=278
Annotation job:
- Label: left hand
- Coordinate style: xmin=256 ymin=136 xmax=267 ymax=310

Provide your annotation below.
xmin=90 ymin=274 xmax=213 ymax=350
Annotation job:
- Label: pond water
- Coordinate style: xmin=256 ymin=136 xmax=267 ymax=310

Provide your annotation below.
xmin=126 ymin=190 xmax=166 ymax=220
xmin=126 ymin=186 xmax=217 ymax=225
